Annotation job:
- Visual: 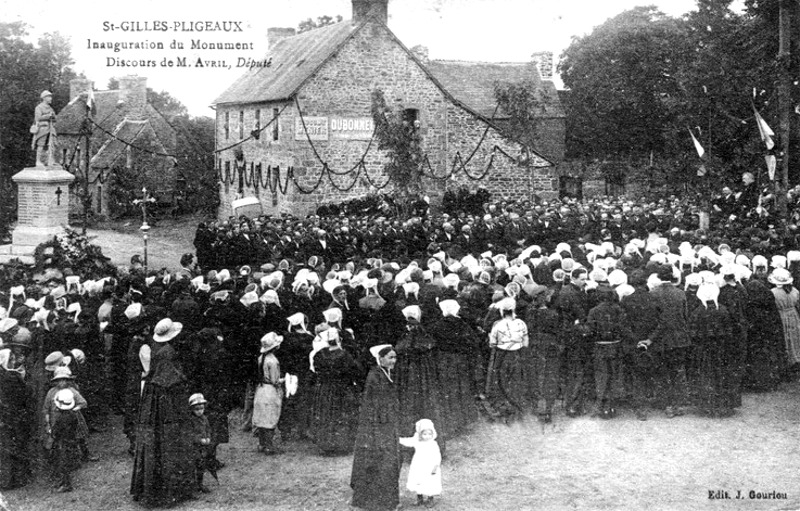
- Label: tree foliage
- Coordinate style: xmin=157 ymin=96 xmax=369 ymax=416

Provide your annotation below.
xmin=297 ymin=15 xmax=343 ymax=34
xmin=370 ymin=88 xmax=424 ymax=201
xmin=558 ymin=1 xmax=800 ymax=186
xmin=0 ymin=22 xmax=78 ymax=233
xmin=493 ymin=78 xmax=547 ymax=151
xmin=560 ymin=7 xmax=690 ymax=159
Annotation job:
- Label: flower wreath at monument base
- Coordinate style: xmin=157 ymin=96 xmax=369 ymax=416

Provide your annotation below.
xmin=33 ymin=228 xmax=112 ymax=274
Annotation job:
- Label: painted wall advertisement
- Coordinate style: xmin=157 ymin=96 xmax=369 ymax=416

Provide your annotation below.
xmin=294 ymin=116 xmax=374 ymax=141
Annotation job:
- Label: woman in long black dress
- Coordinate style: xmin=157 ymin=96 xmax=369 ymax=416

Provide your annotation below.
xmin=690 ymin=283 xmax=735 ymax=417
xmin=350 ymin=344 xmax=401 ymax=511
xmin=426 ymin=300 xmax=482 ymax=437
xmin=278 ymin=312 xmax=315 ymax=441
xmin=394 ymin=305 xmax=446 ymax=455
xmin=0 ymin=347 xmax=33 ymax=490
xmin=310 ymin=327 xmax=362 ymax=454
xmin=130 ymin=318 xmax=196 ymax=507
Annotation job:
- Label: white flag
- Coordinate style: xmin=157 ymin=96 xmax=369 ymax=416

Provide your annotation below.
xmin=753 ymin=107 xmax=775 ymax=150
xmin=689 ymin=129 xmax=705 ymax=159
xmin=765 ymin=154 xmax=776 ymax=181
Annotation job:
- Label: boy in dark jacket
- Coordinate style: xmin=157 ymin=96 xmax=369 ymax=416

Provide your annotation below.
xmin=51 ymin=389 xmax=81 ymax=493
xmin=189 ymin=393 xmax=213 ymax=493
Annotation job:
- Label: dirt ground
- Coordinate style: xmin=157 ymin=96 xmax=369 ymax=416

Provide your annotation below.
xmin=3 ymin=218 xmax=799 ymax=511
xmin=2 ymin=386 xmax=799 ymax=511
xmin=81 ymin=213 xmax=204 ymax=272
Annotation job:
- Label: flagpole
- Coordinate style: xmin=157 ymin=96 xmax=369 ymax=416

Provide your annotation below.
xmin=777 ymin=0 xmax=793 ymax=220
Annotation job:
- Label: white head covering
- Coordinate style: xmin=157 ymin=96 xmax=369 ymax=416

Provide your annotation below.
xmin=615 ymin=283 xmax=635 ymax=301
xmin=240 ymin=291 xmax=260 ymax=308
xmin=369 ymin=344 xmax=394 ymax=366
xmin=496 ymin=297 xmax=516 ymax=313
xmin=401 ymin=305 xmax=422 ymax=322
xmin=439 ymin=299 xmax=460 ymax=318
xmin=402 ymin=282 xmax=419 ymax=299
xmin=286 ymin=312 xmax=309 ymax=333
xmin=323 ymin=307 xmax=342 ymax=325
xmin=696 ymin=282 xmax=720 ymax=309
xmin=607 ymin=269 xmax=628 ymax=287
xmin=124 ymin=303 xmax=143 ymax=320
xmin=442 ymin=273 xmax=460 ymax=290
xmin=0 ymin=348 xmax=11 ymax=370
xmin=260 ymin=289 xmax=281 ymax=307
xmin=414 ymin=418 xmax=437 ymax=440
xmin=684 ymin=273 xmax=703 ymax=290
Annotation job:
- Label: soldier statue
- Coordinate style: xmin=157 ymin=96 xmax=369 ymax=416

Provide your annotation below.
xmin=31 ymin=90 xmax=58 ymax=167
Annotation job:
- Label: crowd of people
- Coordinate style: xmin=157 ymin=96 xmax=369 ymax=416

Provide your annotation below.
xmin=1 ymin=176 xmax=800 ymax=509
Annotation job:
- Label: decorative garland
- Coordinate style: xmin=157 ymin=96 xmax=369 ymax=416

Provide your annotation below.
xmin=221 ymin=97 xmax=526 ymax=195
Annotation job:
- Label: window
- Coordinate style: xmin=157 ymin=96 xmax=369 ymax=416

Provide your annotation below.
xmin=272 ymin=107 xmax=279 ymax=141
xmin=559 ymin=176 xmax=583 ymax=200
xmin=606 ymin=178 xmax=626 ymax=197
xmin=224 ymin=161 xmax=231 ymax=192
xmin=239 ymin=111 xmax=244 ymax=140
xmin=255 ymin=109 xmax=261 ymax=140
xmin=96 ymin=185 xmax=102 ymax=213
xmin=403 ymin=108 xmax=420 ymax=130
xmin=224 ymin=112 xmax=230 ymax=140
xmin=403 ymin=108 xmax=419 ymax=127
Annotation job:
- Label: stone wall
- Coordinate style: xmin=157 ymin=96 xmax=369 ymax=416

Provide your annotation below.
xmin=215 ymin=21 xmax=554 ymax=219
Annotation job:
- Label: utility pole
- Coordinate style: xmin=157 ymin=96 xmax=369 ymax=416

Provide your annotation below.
xmin=776 ymin=0 xmax=794 ymax=219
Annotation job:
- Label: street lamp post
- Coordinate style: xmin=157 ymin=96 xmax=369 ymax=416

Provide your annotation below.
xmin=132 ymin=187 xmax=156 ymax=272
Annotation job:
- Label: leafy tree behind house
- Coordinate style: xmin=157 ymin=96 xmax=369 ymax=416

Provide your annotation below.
xmin=297 ymin=15 xmax=343 ymax=33
xmin=370 ymin=88 xmax=424 ymax=213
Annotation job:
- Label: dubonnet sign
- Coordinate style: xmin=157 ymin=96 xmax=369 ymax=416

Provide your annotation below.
xmin=294 ymin=116 xmax=374 ymax=141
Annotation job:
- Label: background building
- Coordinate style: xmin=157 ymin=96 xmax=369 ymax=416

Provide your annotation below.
xmin=56 ymin=76 xmax=179 ymax=218
xmin=212 ymin=0 xmax=566 ymax=218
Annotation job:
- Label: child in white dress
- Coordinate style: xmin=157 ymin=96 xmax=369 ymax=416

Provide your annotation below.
xmin=399 ymin=418 xmax=442 ymax=507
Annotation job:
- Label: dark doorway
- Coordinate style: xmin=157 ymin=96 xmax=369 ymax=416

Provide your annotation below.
xmin=559 ymin=176 xmax=583 ymax=200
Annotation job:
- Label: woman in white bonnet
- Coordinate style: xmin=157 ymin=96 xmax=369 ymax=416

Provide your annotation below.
xmin=277 ymin=313 xmax=314 ymax=441
xmin=394 ymin=305 xmax=447 ymax=457
xmin=426 ymin=299 xmax=483 ymax=436
xmin=690 ymin=283 xmax=735 ymax=417
xmin=486 ymin=297 xmax=531 ymax=423
xmin=309 ymin=326 xmax=361 ymax=455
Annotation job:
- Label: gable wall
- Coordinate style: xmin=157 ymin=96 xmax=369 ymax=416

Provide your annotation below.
xmin=214 ymin=21 xmax=554 ymax=219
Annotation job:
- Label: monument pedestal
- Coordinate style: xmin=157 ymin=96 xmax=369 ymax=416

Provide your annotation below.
xmin=0 ymin=165 xmax=75 ymax=264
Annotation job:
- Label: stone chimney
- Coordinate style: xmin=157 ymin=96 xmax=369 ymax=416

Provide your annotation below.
xmin=410 ymin=45 xmax=429 ymax=64
xmin=531 ymin=51 xmax=554 ymax=80
xmin=267 ymin=27 xmax=296 ymax=49
xmin=352 ymin=0 xmax=388 ymax=25
xmin=118 ymin=75 xmax=147 ymax=120
xmin=70 ymin=78 xmax=93 ymax=101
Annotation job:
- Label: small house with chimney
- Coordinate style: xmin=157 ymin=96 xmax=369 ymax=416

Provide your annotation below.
xmin=55 ymin=76 xmax=179 ymax=218
xmin=211 ymin=0 xmax=566 ymax=217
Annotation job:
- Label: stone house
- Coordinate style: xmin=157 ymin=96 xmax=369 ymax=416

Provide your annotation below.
xmin=211 ymin=0 xmax=566 ymax=218
xmin=55 ymin=76 xmax=179 ymax=218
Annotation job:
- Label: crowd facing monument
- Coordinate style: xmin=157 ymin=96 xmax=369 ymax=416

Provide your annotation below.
xmin=1 ymin=166 xmax=800 ymax=507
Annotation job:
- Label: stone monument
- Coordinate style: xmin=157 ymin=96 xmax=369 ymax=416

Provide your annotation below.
xmin=0 ymin=90 xmax=75 ymax=264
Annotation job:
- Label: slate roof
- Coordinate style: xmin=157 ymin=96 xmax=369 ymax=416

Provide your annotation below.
xmin=55 ymin=86 xmax=178 ymax=175
xmin=212 ymin=22 xmax=357 ymax=106
xmin=91 ymin=120 xmax=150 ymax=168
xmin=425 ymin=60 xmax=565 ymax=119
